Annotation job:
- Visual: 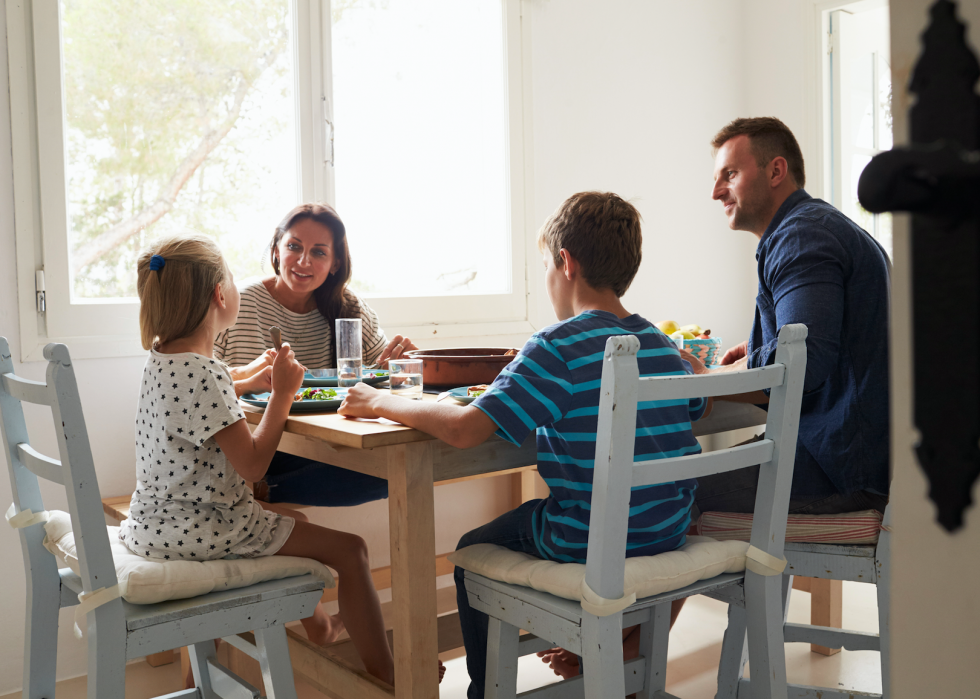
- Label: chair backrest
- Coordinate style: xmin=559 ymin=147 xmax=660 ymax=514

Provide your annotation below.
xmin=0 ymin=338 xmax=119 ymax=596
xmin=584 ymin=324 xmax=807 ymax=605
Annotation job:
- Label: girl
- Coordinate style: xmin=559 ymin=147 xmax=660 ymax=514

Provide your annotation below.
xmin=118 ymin=232 xmax=395 ymax=684
xmin=214 ymin=203 xmax=416 ymax=507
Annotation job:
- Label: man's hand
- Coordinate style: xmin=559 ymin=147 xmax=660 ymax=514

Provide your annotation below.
xmin=272 ymin=343 xmax=304 ymax=397
xmin=234 ymin=365 xmax=273 ymax=397
xmin=679 ymin=349 xmax=710 ymax=375
xmin=338 ymin=383 xmax=384 ymax=419
xmin=721 ymin=340 xmax=749 ymax=366
xmin=377 ymin=335 xmax=418 ymax=366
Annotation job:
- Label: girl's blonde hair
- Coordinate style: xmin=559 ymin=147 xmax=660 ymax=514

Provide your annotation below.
xmin=137 ymin=232 xmax=227 ymax=350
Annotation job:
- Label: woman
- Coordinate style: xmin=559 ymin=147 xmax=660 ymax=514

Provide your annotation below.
xmin=215 ymin=203 xmax=416 ymax=506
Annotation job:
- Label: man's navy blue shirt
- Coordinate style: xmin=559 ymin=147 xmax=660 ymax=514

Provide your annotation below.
xmin=747 ymin=189 xmax=890 ymax=498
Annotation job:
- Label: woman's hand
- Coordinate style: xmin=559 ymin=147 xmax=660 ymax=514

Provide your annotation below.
xmin=338 ymin=383 xmax=383 ymax=419
xmin=234 ymin=365 xmax=273 ymax=397
xmin=230 ymin=348 xmax=278 ymax=381
xmin=272 ymin=343 xmax=305 ymax=397
xmin=377 ymin=335 xmax=418 ymax=366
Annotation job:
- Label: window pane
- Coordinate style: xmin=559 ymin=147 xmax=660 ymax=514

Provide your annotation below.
xmin=332 ymin=0 xmax=509 ymax=297
xmin=63 ymin=0 xmax=298 ymax=300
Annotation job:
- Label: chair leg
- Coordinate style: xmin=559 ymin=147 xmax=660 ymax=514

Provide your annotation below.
xmin=188 ymin=639 xmax=220 ymax=699
xmin=716 ymin=601 xmax=748 ymax=699
xmin=23 ymin=570 xmax=61 ymax=698
xmin=743 ymin=572 xmax=788 ymax=699
xmin=636 ymin=602 xmax=670 ymax=699
xmin=485 ymin=616 xmax=520 ymax=699
xmin=86 ymin=604 xmax=129 ymax=699
xmin=877 ymin=509 xmax=892 ymax=698
xmin=255 ymin=624 xmax=300 ymax=699
xmin=581 ymin=611 xmax=625 ymax=699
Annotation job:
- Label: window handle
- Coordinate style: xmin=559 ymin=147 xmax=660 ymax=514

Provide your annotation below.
xmin=35 ymin=270 xmax=45 ymax=314
xmin=323 ymin=97 xmax=334 ymax=167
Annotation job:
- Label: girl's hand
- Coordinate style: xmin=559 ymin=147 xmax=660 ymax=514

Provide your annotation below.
xmin=338 ymin=383 xmax=383 ymax=419
xmin=377 ymin=335 xmax=418 ymax=366
xmin=272 ymin=343 xmax=305 ymax=397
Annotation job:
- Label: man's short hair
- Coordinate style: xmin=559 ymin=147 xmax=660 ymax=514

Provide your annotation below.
xmin=711 ymin=117 xmax=806 ymax=188
xmin=537 ymin=191 xmax=642 ymax=298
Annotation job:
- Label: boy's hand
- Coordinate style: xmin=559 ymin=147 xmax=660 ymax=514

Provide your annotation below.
xmin=272 ymin=342 xmax=304 ymax=397
xmin=338 ymin=383 xmax=383 ymax=418
xmin=679 ymin=349 xmax=710 ymax=375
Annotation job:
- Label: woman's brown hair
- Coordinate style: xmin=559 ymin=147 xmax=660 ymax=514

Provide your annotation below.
xmin=137 ymin=233 xmax=227 ymax=350
xmin=270 ymin=203 xmax=356 ymax=363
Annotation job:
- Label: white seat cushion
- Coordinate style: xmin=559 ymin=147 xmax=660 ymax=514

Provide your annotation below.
xmin=42 ymin=510 xmax=335 ymax=605
xmin=449 ymin=536 xmax=748 ymax=605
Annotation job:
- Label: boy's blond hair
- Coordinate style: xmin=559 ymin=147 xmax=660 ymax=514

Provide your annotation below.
xmin=137 ymin=233 xmax=227 ymax=350
xmin=537 ymin=191 xmax=642 ymax=297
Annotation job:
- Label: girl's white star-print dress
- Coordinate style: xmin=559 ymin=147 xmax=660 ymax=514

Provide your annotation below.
xmin=119 ymin=350 xmax=294 ymax=561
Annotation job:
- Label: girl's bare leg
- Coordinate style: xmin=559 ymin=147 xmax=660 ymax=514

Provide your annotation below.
xmin=276 ymin=520 xmax=394 ymax=685
xmin=257 ymin=503 xmax=345 ymax=642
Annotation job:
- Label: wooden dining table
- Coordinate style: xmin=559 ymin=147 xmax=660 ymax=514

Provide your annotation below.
xmin=238 ymin=396 xmax=769 ymax=699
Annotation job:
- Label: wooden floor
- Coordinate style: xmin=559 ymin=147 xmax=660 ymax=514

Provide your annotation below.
xmin=0 ymin=581 xmax=882 ymax=699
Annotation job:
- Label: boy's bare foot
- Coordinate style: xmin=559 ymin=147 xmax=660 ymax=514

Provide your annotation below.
xmin=536 ymin=648 xmax=581 ymax=679
xmin=302 ymin=605 xmax=346 ymax=646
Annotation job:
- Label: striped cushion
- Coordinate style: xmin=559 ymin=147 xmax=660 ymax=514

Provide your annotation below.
xmin=695 ymin=509 xmax=883 ymax=545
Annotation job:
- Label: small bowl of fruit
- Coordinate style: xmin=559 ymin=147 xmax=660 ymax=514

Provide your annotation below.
xmin=655 ymin=321 xmax=723 ymax=367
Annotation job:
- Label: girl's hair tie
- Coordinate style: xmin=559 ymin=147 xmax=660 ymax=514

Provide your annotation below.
xmin=149 ymin=254 xmax=166 ymax=272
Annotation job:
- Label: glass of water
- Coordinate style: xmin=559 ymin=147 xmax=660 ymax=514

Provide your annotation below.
xmin=335 ymin=318 xmax=362 ymax=388
xmin=389 ymin=357 xmax=423 ymax=399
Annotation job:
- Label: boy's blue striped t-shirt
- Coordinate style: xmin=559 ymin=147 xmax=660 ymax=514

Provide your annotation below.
xmin=472 ymin=310 xmax=705 ymax=564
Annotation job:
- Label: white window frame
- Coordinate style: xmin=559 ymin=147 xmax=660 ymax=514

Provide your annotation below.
xmin=7 ymin=0 xmax=533 ymax=362
xmin=801 ymin=0 xmax=890 ymax=211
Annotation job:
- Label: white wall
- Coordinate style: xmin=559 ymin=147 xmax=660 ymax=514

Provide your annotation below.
xmin=0 ymin=0 xmax=762 ymax=691
xmin=524 ymin=0 xmax=759 ymax=343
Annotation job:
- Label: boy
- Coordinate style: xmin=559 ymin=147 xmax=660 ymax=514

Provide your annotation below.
xmin=339 ymin=191 xmax=710 ymax=698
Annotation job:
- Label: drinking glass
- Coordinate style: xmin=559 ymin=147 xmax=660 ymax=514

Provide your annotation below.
xmin=336 ymin=318 xmax=362 ymax=387
xmin=389 ymin=357 xmax=423 ymax=399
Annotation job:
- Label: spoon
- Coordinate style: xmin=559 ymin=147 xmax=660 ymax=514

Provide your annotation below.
xmin=269 ymin=326 xmax=283 ymax=351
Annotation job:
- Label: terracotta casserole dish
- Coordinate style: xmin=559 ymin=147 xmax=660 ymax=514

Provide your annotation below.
xmin=404 ymin=348 xmax=518 ymax=388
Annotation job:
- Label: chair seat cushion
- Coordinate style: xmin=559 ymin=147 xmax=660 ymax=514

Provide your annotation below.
xmin=42 ymin=510 xmax=335 ymax=605
xmin=449 ymin=535 xmax=749 ymax=605
xmin=695 ymin=509 xmax=883 ymax=545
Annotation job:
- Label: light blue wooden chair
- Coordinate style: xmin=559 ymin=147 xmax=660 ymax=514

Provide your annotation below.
xmin=0 ymin=338 xmax=325 ymax=699
xmin=715 ymin=505 xmax=892 ymax=699
xmin=461 ymin=324 xmax=808 ymax=699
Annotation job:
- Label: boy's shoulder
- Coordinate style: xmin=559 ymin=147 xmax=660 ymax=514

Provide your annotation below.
xmin=531 ymin=310 xmax=661 ymax=351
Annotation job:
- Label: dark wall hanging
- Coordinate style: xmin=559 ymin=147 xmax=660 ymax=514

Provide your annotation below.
xmin=859 ymin=0 xmax=980 ymax=532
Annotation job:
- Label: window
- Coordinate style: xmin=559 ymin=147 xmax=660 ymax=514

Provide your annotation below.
xmin=825 ymin=1 xmax=893 ymax=255
xmin=8 ymin=0 xmax=529 ymax=361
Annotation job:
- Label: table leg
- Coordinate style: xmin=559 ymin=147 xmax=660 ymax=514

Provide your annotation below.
xmin=388 ymin=441 xmax=439 ymax=699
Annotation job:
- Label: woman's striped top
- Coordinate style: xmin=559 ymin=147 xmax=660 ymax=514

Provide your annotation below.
xmin=472 ymin=310 xmax=705 ymax=563
xmin=214 ymin=279 xmax=388 ymax=369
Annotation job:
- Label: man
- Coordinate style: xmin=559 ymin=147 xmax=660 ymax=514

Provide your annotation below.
xmin=539 ymin=118 xmax=892 ymax=681
xmin=694 ymin=116 xmax=890 ymax=516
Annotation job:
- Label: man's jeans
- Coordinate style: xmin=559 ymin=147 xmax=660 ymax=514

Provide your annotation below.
xmin=454 ymin=499 xmax=542 ymax=699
